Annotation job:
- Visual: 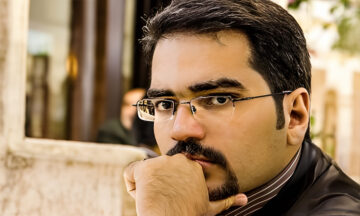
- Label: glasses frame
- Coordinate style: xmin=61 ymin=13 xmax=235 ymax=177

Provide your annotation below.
xmin=133 ymin=90 xmax=293 ymax=122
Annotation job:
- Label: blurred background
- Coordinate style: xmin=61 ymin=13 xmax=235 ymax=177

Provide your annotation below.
xmin=25 ymin=0 xmax=359 ymax=180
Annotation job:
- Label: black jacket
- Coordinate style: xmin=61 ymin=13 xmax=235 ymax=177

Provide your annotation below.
xmin=254 ymin=141 xmax=360 ymax=215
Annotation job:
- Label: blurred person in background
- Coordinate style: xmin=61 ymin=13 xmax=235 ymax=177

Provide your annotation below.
xmin=124 ymin=0 xmax=360 ymax=215
xmin=131 ymin=106 xmax=159 ymax=158
xmin=96 ymin=88 xmax=145 ymax=144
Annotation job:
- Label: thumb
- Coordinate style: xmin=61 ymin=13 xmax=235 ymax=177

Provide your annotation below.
xmin=207 ymin=193 xmax=248 ymax=216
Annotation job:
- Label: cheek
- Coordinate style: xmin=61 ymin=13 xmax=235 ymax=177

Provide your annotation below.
xmin=154 ymin=122 xmax=174 ymax=155
xmin=206 ymin=100 xmax=279 ymax=168
xmin=231 ymin=100 xmax=277 ymax=139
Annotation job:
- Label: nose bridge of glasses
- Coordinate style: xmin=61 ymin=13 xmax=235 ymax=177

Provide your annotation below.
xmin=178 ymin=101 xmax=196 ymax=115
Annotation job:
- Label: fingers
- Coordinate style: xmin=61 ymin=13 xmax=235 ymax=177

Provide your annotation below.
xmin=123 ymin=161 xmax=139 ymax=199
xmin=207 ymin=193 xmax=248 ymax=216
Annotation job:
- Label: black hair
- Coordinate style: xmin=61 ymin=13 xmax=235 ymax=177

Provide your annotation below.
xmin=141 ymin=0 xmax=312 ymax=140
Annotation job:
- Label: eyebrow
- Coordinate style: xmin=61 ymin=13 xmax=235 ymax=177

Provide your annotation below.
xmin=188 ymin=77 xmax=246 ymax=93
xmin=147 ymin=89 xmax=175 ymax=98
xmin=147 ymin=77 xmax=246 ymax=98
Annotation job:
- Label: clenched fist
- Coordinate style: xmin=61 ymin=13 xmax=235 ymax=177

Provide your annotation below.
xmin=124 ymin=154 xmax=247 ymax=216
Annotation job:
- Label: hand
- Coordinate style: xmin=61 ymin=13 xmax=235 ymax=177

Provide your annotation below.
xmin=123 ymin=154 xmax=247 ymax=216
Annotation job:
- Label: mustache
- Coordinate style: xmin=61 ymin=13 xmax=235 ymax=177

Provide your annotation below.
xmin=166 ymin=138 xmax=228 ymax=169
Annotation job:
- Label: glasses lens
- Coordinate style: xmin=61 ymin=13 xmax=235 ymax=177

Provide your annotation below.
xmin=137 ymin=99 xmax=155 ymax=121
xmin=191 ymin=96 xmax=234 ymax=121
xmin=137 ymin=99 xmax=175 ymax=122
xmin=153 ymin=99 xmax=175 ymax=122
xmin=137 ymin=96 xmax=234 ymax=122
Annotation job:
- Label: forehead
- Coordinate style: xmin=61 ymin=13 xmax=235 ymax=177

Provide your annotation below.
xmin=150 ymin=31 xmax=268 ymax=96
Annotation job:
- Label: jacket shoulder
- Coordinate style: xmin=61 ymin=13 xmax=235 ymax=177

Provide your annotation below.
xmin=289 ymin=153 xmax=360 ymax=215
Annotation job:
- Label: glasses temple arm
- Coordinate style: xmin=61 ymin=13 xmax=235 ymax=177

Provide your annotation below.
xmin=233 ymin=90 xmax=292 ymax=102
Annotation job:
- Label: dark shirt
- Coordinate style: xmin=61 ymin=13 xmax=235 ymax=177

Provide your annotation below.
xmin=96 ymin=119 xmax=134 ymax=145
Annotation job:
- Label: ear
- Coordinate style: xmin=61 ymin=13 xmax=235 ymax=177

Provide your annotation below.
xmin=284 ymin=88 xmax=310 ymax=146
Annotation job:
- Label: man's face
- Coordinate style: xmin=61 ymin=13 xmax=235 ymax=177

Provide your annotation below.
xmin=121 ymin=89 xmax=145 ymax=130
xmin=149 ymin=31 xmax=289 ymax=197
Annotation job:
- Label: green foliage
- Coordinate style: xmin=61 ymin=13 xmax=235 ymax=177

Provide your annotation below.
xmin=289 ymin=0 xmax=360 ymax=54
xmin=288 ymin=0 xmax=308 ymax=9
xmin=332 ymin=7 xmax=360 ymax=53
xmin=340 ymin=0 xmax=351 ymax=8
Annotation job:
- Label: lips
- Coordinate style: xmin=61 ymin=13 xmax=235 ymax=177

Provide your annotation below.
xmin=183 ymin=153 xmax=214 ymax=168
xmin=183 ymin=152 xmax=210 ymax=161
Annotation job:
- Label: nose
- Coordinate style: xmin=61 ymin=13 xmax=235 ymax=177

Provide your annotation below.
xmin=170 ymin=104 xmax=206 ymax=141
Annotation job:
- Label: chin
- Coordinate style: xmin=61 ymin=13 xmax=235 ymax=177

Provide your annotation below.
xmin=207 ymin=179 xmax=240 ymax=201
xmin=203 ymin=165 xmax=240 ymax=201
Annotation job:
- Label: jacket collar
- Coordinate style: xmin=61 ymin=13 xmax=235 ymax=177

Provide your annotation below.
xmin=253 ymin=141 xmax=329 ymax=215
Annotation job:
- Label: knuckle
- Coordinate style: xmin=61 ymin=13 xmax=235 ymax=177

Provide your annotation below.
xmin=173 ymin=153 xmax=186 ymax=160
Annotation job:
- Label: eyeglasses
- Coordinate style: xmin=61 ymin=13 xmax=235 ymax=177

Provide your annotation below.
xmin=134 ymin=91 xmax=292 ymax=122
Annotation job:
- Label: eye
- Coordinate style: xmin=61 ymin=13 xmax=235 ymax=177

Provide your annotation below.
xmin=198 ymin=96 xmax=231 ymax=107
xmin=210 ymin=96 xmax=230 ymax=105
xmin=155 ymin=100 xmax=174 ymax=111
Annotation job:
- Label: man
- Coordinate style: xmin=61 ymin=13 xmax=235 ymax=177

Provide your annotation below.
xmin=124 ymin=0 xmax=360 ymax=215
xmin=97 ymin=88 xmax=145 ymax=144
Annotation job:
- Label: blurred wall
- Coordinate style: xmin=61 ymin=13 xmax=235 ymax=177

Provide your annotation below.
xmin=290 ymin=1 xmax=360 ymax=181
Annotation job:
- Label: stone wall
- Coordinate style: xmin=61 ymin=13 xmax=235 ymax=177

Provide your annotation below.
xmin=0 ymin=154 xmax=137 ymax=216
xmin=0 ymin=0 xmax=8 ymax=137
